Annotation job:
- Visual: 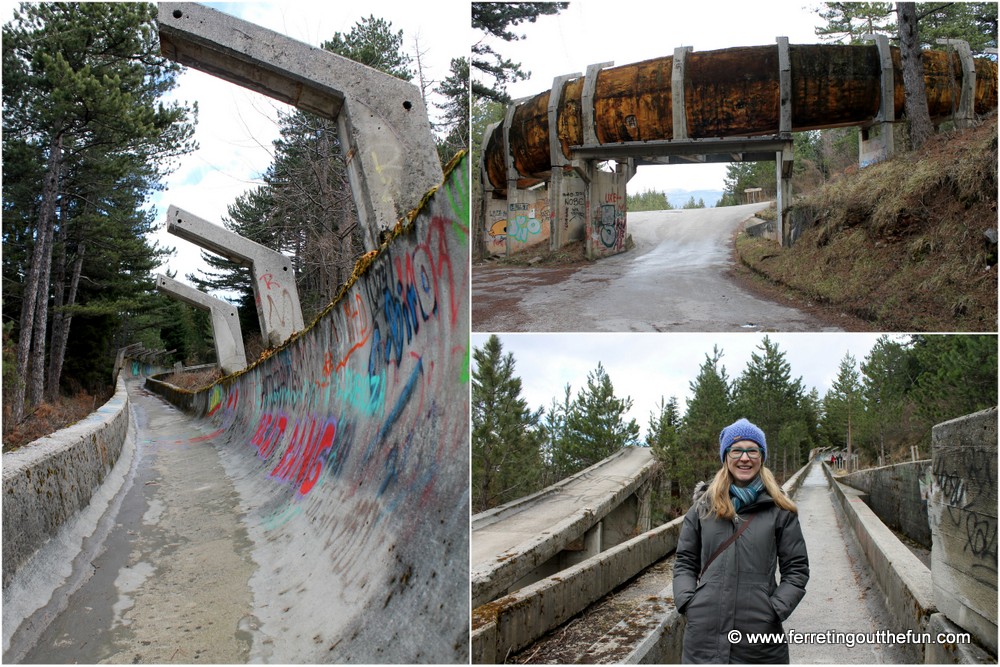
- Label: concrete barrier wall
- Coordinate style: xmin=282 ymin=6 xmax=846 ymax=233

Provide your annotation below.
xmin=822 ymin=461 xmax=935 ymax=655
xmin=840 ymin=460 xmax=933 ymax=548
xmin=588 ymin=168 xmax=629 ymax=258
xmin=2 ymin=376 xmax=130 ymax=590
xmin=928 ymin=407 xmax=997 ymax=656
xmin=471 ymin=516 xmax=685 ymax=663
xmin=483 ymin=192 xmax=551 ymax=256
xmin=145 ymin=154 xmax=470 ymax=663
xmin=471 ymin=448 xmax=658 ymax=607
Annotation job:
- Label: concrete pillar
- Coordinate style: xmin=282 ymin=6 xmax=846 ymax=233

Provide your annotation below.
xmin=936 ymin=39 xmax=977 ymax=129
xmin=672 ymin=47 xmax=692 ymax=140
xmin=166 ymin=205 xmax=304 ymax=347
xmin=602 ymin=494 xmax=639 ymax=548
xmin=479 ymin=121 xmax=503 ymax=256
xmin=155 ymin=274 xmax=247 ymax=375
xmin=777 ymin=141 xmax=794 ymax=247
xmin=157 ymin=3 xmax=442 ymax=251
xmin=860 ymin=33 xmax=896 ymax=166
xmin=928 ymin=407 xmax=997 ymax=655
xmin=502 ymin=98 xmax=526 ymax=258
xmin=547 ymin=72 xmax=582 ymax=250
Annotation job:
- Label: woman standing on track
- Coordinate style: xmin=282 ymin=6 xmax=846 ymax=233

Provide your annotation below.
xmin=673 ymin=418 xmax=809 ymax=664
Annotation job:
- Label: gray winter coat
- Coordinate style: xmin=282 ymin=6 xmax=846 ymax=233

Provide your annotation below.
xmin=673 ymin=483 xmax=809 ymax=664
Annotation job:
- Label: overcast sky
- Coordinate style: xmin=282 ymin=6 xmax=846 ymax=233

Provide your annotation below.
xmin=149 ymin=1 xmax=468 ymax=287
xmin=471 ymin=332 xmax=902 ymax=441
xmin=486 ymin=0 xmax=828 ymax=197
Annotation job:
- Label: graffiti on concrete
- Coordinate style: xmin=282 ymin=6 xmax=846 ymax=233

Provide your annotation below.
xmin=932 ymin=447 xmax=997 ymax=574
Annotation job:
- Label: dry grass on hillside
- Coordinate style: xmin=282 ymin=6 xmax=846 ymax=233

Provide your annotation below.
xmin=737 ymin=115 xmax=997 ymax=332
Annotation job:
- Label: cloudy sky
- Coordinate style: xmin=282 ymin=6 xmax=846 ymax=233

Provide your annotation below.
xmin=471 ymin=332 xmax=903 ymax=441
xmin=0 ymin=1 xmax=468 ymax=288
xmin=147 ymin=1 xmax=469 ymax=287
xmin=485 ymin=0 xmax=830 ymax=197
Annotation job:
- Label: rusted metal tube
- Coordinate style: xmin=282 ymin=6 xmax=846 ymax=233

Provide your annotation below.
xmin=484 ymin=43 xmax=998 ymax=193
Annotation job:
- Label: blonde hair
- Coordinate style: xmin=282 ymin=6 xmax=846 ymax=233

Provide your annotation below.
xmin=702 ymin=464 xmax=797 ymax=520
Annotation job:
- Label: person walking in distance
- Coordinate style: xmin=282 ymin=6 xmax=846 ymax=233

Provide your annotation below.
xmin=673 ymin=418 xmax=809 ymax=663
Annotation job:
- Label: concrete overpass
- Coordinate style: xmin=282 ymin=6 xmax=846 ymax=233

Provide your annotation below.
xmin=471 ymin=409 xmax=997 ymax=664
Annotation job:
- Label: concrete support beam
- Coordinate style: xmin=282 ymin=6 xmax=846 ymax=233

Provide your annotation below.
xmin=860 ymin=33 xmax=896 ymax=166
xmin=166 ymin=205 xmax=303 ymax=347
xmin=155 ymin=274 xmax=247 ymax=375
xmin=672 ymin=47 xmax=693 ymax=140
xmin=157 ymin=3 xmax=442 ymax=250
xmin=929 ymin=408 xmax=997 ymax=655
xmin=548 ymin=73 xmax=582 ymax=250
xmin=582 ymin=62 xmax=614 ymax=147
xmin=936 ymin=39 xmax=977 ymax=129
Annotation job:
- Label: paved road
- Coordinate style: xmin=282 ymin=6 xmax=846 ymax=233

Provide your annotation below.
xmin=473 ymin=204 xmax=842 ymax=332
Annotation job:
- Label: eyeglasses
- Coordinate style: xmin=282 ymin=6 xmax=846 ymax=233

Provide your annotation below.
xmin=727 ymin=447 xmax=762 ymax=460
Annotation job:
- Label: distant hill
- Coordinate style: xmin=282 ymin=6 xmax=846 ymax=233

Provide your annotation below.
xmin=665 ymin=190 xmax=725 ymax=208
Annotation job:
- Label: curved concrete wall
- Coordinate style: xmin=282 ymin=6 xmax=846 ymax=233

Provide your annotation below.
xmin=2 ymin=376 xmax=130 ymax=590
xmin=840 ymin=460 xmax=932 ymax=547
xmin=145 ymin=153 xmax=470 ymax=663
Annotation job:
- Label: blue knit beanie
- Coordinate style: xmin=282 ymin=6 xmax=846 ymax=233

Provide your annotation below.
xmin=719 ymin=418 xmax=767 ymax=462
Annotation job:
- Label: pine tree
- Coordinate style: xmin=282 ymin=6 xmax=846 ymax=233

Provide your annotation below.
xmin=435 ymin=57 xmax=470 ymax=163
xmin=2 ymin=2 xmax=195 ymax=422
xmin=860 ymin=336 xmax=910 ymax=464
xmin=732 ymin=337 xmax=805 ymax=480
xmin=648 ymin=396 xmax=684 ymax=520
xmin=822 ymin=352 xmax=864 ymax=467
xmin=558 ymin=362 xmax=640 ymax=473
xmin=471 ymin=335 xmax=544 ymax=512
xmin=814 ymin=2 xmax=896 ymax=43
xmin=679 ymin=346 xmax=733 ymax=491
xmin=324 ymin=15 xmax=414 ymax=80
xmin=472 ymin=2 xmax=569 ymax=103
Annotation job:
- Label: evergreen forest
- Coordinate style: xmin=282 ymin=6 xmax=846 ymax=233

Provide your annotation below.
xmin=471 ymin=334 xmax=997 ymax=520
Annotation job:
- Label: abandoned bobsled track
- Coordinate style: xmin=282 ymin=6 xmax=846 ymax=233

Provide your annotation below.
xmin=3 ymin=154 xmax=471 ymax=664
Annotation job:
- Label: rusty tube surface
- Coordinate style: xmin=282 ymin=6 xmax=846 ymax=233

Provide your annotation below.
xmin=485 ymin=43 xmax=998 ymax=193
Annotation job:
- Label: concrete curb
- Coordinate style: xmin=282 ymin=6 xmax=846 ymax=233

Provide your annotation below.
xmin=2 ymin=375 xmax=131 ymax=591
xmin=821 ymin=461 xmax=935 ymax=657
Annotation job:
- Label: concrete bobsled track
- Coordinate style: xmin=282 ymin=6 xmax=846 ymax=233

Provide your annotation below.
xmin=3 ymin=154 xmax=470 ymax=664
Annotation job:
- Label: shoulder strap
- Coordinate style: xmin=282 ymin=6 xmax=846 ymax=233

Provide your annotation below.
xmin=699 ymin=512 xmax=757 ymax=580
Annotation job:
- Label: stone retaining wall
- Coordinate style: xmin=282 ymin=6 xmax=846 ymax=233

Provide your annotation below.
xmin=2 ymin=376 xmax=130 ymax=589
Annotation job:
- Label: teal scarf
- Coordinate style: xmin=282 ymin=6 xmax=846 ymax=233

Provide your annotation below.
xmin=730 ymin=475 xmax=764 ymax=513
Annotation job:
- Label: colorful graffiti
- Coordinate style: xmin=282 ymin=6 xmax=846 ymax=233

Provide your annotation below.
xmin=162 ymin=154 xmax=470 ymax=523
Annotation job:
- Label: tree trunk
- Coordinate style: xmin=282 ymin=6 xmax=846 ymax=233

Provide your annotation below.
xmin=46 ymin=221 xmax=68 ymax=402
xmin=28 ymin=192 xmax=60 ymax=406
xmin=12 ymin=131 xmax=63 ymax=423
xmin=47 ymin=241 xmax=85 ymax=402
xmin=897 ymin=3 xmax=934 ymax=150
